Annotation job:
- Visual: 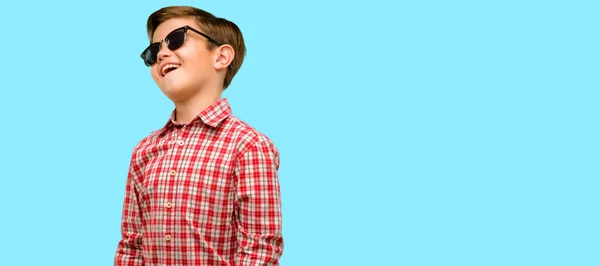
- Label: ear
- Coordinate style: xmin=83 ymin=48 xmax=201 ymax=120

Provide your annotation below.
xmin=213 ymin=44 xmax=235 ymax=70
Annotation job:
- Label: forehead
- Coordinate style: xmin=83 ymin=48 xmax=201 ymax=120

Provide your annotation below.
xmin=152 ymin=16 xmax=200 ymax=42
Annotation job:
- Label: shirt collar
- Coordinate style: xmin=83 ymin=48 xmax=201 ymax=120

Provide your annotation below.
xmin=160 ymin=98 xmax=232 ymax=133
xmin=196 ymin=98 xmax=232 ymax=127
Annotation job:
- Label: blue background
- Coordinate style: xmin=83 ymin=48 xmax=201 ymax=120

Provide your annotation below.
xmin=0 ymin=0 xmax=598 ymax=265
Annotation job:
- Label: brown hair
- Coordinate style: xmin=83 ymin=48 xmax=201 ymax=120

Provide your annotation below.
xmin=147 ymin=6 xmax=246 ymax=89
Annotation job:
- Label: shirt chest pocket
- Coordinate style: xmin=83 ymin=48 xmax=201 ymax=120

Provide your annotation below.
xmin=183 ymin=171 xmax=235 ymax=227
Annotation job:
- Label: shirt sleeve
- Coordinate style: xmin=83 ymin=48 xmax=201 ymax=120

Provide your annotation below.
xmin=114 ymin=154 xmax=145 ymax=266
xmin=234 ymin=139 xmax=284 ymax=265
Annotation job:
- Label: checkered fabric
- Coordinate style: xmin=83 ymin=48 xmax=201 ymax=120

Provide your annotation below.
xmin=115 ymin=98 xmax=283 ymax=265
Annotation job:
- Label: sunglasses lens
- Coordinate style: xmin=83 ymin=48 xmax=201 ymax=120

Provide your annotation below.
xmin=141 ymin=43 xmax=161 ymax=66
xmin=140 ymin=27 xmax=187 ymax=67
xmin=166 ymin=29 xmax=186 ymax=51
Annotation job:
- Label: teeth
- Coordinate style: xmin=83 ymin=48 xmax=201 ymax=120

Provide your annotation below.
xmin=161 ymin=64 xmax=180 ymax=76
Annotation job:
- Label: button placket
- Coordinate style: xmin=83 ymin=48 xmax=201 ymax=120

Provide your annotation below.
xmin=164 ymin=130 xmax=180 ymax=249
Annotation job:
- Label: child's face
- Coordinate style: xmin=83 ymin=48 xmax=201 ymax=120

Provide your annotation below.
xmin=150 ymin=17 xmax=217 ymax=102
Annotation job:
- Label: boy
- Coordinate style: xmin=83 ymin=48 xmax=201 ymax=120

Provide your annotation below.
xmin=115 ymin=6 xmax=283 ymax=265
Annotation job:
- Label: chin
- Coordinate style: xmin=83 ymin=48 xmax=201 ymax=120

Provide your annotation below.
xmin=162 ymin=83 xmax=200 ymax=102
xmin=162 ymin=89 xmax=186 ymax=102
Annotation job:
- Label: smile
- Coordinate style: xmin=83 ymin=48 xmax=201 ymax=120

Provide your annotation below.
xmin=161 ymin=64 xmax=181 ymax=76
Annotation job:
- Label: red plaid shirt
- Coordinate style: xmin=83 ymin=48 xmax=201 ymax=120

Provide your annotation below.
xmin=115 ymin=99 xmax=283 ymax=265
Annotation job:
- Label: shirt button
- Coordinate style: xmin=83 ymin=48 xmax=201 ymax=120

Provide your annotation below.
xmin=177 ymin=140 xmax=185 ymax=146
xmin=169 ymin=170 xmax=176 ymax=176
xmin=166 ymin=202 xmax=172 ymax=208
xmin=165 ymin=235 xmax=171 ymax=241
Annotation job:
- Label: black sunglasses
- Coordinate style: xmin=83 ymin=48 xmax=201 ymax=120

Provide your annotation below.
xmin=141 ymin=25 xmax=223 ymax=67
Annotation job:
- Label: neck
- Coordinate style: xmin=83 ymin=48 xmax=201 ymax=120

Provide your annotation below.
xmin=173 ymin=89 xmax=222 ymax=124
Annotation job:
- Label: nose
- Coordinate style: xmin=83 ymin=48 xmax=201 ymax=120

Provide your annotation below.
xmin=156 ymin=42 xmax=173 ymax=62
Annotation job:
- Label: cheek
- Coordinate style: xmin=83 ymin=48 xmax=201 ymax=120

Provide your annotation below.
xmin=179 ymin=48 xmax=213 ymax=69
xmin=150 ymin=67 xmax=161 ymax=82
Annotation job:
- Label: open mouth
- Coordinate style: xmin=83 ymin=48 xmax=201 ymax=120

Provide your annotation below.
xmin=161 ymin=64 xmax=181 ymax=76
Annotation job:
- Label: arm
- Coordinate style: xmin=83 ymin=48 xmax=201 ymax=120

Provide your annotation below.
xmin=234 ymin=139 xmax=284 ymax=266
xmin=114 ymin=156 xmax=145 ymax=266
